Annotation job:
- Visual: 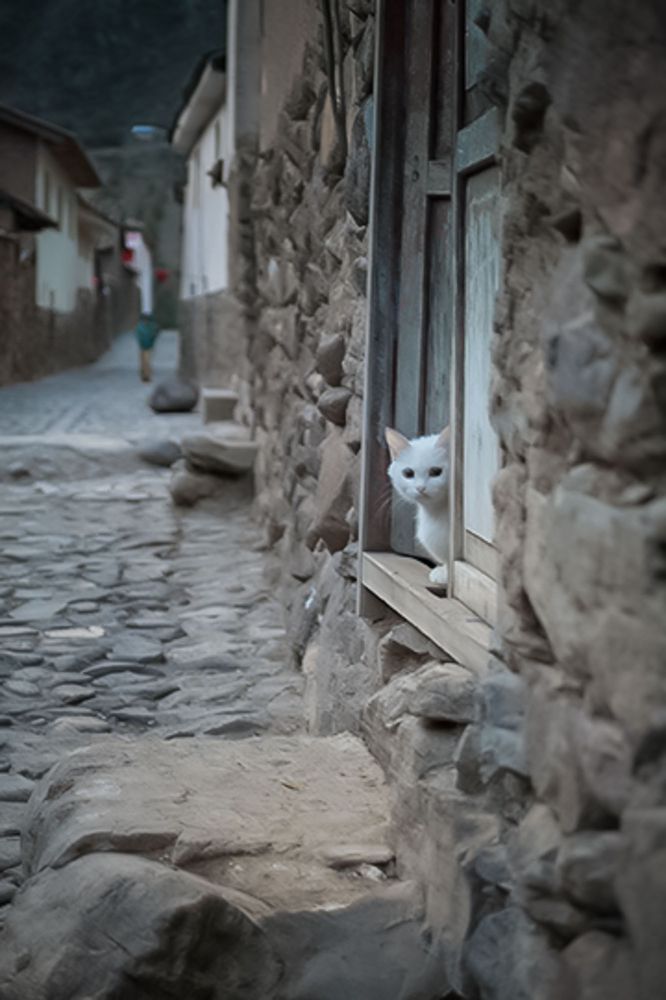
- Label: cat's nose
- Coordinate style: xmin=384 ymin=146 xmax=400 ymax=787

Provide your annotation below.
xmin=417 ymin=485 xmax=427 ymax=495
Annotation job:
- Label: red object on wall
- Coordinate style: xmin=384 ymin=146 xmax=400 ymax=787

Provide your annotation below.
xmin=155 ymin=267 xmax=170 ymax=284
xmin=121 ymin=247 xmax=134 ymax=264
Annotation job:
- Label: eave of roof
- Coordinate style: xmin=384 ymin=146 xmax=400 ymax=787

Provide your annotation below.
xmin=170 ymin=51 xmax=226 ymax=156
xmin=0 ymin=104 xmax=101 ymax=188
xmin=0 ymin=188 xmax=57 ymax=232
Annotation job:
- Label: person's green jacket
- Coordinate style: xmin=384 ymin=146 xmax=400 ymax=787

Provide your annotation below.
xmin=136 ymin=316 xmax=159 ymax=351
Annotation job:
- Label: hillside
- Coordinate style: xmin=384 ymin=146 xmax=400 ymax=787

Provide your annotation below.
xmin=0 ymin=0 xmax=226 ymax=146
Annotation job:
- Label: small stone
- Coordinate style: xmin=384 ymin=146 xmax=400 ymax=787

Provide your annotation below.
xmin=555 ymin=931 xmax=635 ymax=1000
xmin=50 ymin=717 xmax=112 ymax=735
xmin=52 ymin=685 xmax=95 ymax=706
xmin=9 ymin=598 xmax=68 ymax=622
xmin=169 ymin=464 xmax=224 ymax=507
xmin=111 ymin=636 xmax=164 ymax=665
xmin=111 ymin=707 xmax=155 ymax=725
xmin=0 ymin=774 xmax=34 ymax=803
xmin=149 ymin=377 xmax=198 ymax=413
xmin=0 ymin=626 xmax=36 ymax=638
xmin=315 ymin=333 xmax=346 ymax=386
xmin=11 ymin=667 xmax=49 ymax=683
xmin=0 ymin=802 xmax=25 ymax=837
xmin=4 ymin=679 xmax=40 ymax=698
xmin=511 ymin=80 xmax=551 ymax=151
xmin=628 ymin=290 xmax=666 ymax=351
xmin=319 ymin=843 xmax=394 ymax=870
xmin=582 ymin=235 xmax=628 ymax=304
xmin=0 ymin=837 xmax=21 ymax=872
xmin=43 ymin=626 xmax=105 ymax=640
xmin=556 ymin=831 xmax=624 ymax=913
xmin=317 ymin=387 xmax=352 ymax=426
xmin=137 ymin=439 xmax=182 ymax=468
xmin=0 ymin=880 xmax=16 ymax=905
xmin=83 ymin=661 xmax=164 ymax=680
xmin=409 ymin=661 xmax=477 ymax=723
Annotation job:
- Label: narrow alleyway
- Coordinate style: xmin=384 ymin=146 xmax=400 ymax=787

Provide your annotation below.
xmin=0 ymin=332 xmax=303 ymax=917
xmin=0 ymin=336 xmax=441 ymax=999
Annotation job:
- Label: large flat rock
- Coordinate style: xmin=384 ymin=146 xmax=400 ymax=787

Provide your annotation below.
xmin=22 ymin=733 xmax=392 ymax=910
xmin=3 ymin=734 xmax=449 ymax=998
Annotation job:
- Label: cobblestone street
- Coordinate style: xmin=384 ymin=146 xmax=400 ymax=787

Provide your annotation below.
xmin=0 ymin=332 xmax=303 ymax=922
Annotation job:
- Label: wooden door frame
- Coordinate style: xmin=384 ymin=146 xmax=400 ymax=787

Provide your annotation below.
xmin=358 ymin=0 xmax=501 ymax=656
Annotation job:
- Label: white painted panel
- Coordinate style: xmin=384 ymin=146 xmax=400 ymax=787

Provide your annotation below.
xmin=463 ymin=166 xmax=500 ymax=543
xmin=35 ymin=143 xmax=80 ymax=313
xmin=180 ymin=105 xmax=230 ymax=300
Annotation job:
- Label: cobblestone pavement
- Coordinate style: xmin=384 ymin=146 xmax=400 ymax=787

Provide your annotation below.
xmin=0 ymin=330 xmax=200 ymax=438
xmin=0 ymin=333 xmax=303 ymax=922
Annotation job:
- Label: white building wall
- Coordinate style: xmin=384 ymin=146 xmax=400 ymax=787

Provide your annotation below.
xmin=180 ymin=105 xmax=230 ymax=300
xmin=34 ymin=143 xmax=80 ymax=312
xmin=125 ymin=231 xmax=154 ymax=314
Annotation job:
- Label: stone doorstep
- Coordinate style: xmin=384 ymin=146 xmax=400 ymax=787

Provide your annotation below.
xmin=1 ymin=733 xmax=448 ymax=999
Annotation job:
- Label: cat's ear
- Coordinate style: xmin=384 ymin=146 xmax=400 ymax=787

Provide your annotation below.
xmin=436 ymin=426 xmax=450 ymax=448
xmin=385 ymin=428 xmax=410 ymax=459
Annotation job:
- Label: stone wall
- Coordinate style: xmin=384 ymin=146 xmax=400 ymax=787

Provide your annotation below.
xmin=0 ymin=232 xmax=138 ymax=386
xmin=483 ymin=0 xmax=666 ymax=995
xmin=178 ymin=288 xmax=247 ymax=388
xmin=227 ymin=0 xmax=378 ymax=734
xmin=227 ymin=0 xmax=666 ymax=997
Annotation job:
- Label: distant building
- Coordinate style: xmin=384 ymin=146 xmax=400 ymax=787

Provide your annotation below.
xmin=171 ymin=51 xmax=244 ymax=385
xmin=122 ymin=223 xmax=154 ymax=315
xmin=0 ymin=104 xmax=138 ymax=385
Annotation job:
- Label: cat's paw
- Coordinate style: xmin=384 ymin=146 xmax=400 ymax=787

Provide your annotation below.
xmin=428 ymin=564 xmax=448 ymax=587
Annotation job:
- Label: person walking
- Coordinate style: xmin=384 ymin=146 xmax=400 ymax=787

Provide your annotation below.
xmin=135 ymin=313 xmax=160 ymax=382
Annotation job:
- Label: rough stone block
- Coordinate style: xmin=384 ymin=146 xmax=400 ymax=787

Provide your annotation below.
xmin=465 ymin=907 xmax=560 ymax=1000
xmin=149 ymin=377 xmax=198 ymax=414
xmin=308 ymin=430 xmax=353 ymax=553
xmin=0 ymin=852 xmax=281 ymax=1000
xmin=527 ymin=679 xmax=633 ymax=832
xmin=552 ymin=932 xmax=636 ymax=1000
xmin=315 ymin=333 xmax=346 ymax=386
xmin=181 ymin=425 xmax=257 ymax=476
xmin=317 ymin=386 xmax=352 ymax=426
xmin=556 ymin=831 xmax=624 ymax=913
xmin=409 ymin=662 xmax=478 ymax=724
xmin=137 ymin=438 xmax=182 ymax=468
xmin=201 ymin=388 xmax=238 ymax=424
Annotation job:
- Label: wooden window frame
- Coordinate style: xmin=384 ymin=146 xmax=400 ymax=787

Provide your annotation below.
xmin=358 ymin=0 xmax=500 ymax=669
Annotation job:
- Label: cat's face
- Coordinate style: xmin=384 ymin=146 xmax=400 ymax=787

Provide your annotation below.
xmin=385 ymin=427 xmax=450 ymax=507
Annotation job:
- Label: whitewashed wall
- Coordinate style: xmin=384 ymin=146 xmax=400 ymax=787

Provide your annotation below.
xmin=180 ymin=105 xmax=230 ymax=300
xmin=34 ymin=143 xmax=80 ymax=312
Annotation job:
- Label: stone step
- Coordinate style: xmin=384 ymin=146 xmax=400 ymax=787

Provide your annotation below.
xmin=0 ymin=734 xmax=448 ymax=999
xmin=181 ymin=422 xmax=257 ymax=475
xmin=201 ymin=387 xmax=238 ymax=423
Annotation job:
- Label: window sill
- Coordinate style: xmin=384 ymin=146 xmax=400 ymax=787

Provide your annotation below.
xmin=360 ymin=552 xmax=492 ymax=674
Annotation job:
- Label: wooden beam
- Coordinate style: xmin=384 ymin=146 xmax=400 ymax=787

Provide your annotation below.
xmin=455 ymin=107 xmax=500 ymax=175
xmin=361 ymin=552 xmax=491 ymax=674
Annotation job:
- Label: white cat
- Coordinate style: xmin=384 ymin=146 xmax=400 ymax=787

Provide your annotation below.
xmin=385 ymin=426 xmax=450 ymax=587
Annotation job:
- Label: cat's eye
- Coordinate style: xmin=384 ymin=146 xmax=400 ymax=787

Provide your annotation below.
xmin=402 ymin=468 xmax=415 ymax=479
xmin=429 ymin=467 xmax=443 ymax=477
